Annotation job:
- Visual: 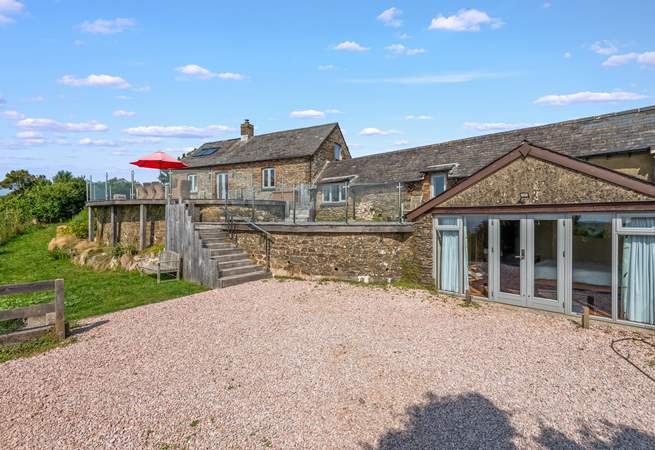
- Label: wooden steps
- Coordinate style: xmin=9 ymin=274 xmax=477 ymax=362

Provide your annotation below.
xmin=194 ymin=223 xmax=271 ymax=288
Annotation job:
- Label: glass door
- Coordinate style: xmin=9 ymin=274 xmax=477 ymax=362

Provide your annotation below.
xmin=216 ymin=172 xmax=228 ymax=200
xmin=493 ymin=218 xmax=527 ymax=306
xmin=526 ymin=218 xmax=565 ymax=312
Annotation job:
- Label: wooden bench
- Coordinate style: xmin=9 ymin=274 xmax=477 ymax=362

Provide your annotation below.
xmin=138 ymin=250 xmax=181 ymax=283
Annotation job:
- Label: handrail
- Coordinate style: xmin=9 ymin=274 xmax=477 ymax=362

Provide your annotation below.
xmin=223 ymin=206 xmax=238 ymax=244
xmin=245 ymin=218 xmax=274 ymax=273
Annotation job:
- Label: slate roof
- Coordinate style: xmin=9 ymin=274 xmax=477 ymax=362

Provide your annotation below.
xmin=318 ymin=106 xmax=655 ymax=185
xmin=181 ymin=123 xmax=338 ymax=167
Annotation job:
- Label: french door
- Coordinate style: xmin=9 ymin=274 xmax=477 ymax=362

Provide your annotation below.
xmin=216 ymin=172 xmax=228 ymax=200
xmin=491 ymin=216 xmax=566 ymax=312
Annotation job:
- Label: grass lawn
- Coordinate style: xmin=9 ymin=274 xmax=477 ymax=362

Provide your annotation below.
xmin=0 ymin=225 xmax=207 ymax=321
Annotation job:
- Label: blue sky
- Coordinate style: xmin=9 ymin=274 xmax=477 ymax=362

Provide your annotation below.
xmin=1 ymin=0 xmax=654 ymax=181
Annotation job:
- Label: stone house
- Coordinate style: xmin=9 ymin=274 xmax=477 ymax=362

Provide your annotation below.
xmin=171 ymin=120 xmax=350 ymax=201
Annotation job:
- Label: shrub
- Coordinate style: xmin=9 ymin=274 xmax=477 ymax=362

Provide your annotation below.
xmin=68 ymin=209 xmax=89 ymax=239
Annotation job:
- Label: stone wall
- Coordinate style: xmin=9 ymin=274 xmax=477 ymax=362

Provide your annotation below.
xmin=92 ymin=204 xmax=165 ymax=247
xmin=310 ymin=126 xmax=351 ymax=181
xmin=585 ymin=151 xmax=654 ymax=181
xmin=233 ymin=229 xmax=415 ymax=281
xmin=196 ymin=202 xmax=286 ymax=222
xmin=412 ymin=215 xmax=434 ymax=285
xmin=442 ymin=156 xmax=654 ymax=207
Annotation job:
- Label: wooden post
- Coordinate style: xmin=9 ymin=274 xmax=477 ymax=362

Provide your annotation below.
xmin=87 ymin=206 xmax=95 ymax=242
xmin=139 ymin=204 xmax=147 ymax=251
xmin=54 ymin=279 xmax=65 ymax=339
xmin=582 ymin=306 xmax=590 ymax=329
xmin=110 ymin=205 xmax=116 ymax=245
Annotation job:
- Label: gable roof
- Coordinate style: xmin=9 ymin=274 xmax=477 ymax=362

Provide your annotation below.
xmin=181 ymin=122 xmax=339 ymax=167
xmin=318 ymin=105 xmax=655 ymax=185
xmin=405 ymin=141 xmax=655 ymax=221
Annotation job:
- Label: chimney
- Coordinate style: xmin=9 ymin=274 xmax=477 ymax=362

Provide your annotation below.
xmin=240 ymin=119 xmax=254 ymax=142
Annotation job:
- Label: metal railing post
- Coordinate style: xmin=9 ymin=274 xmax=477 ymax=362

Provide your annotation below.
xmin=292 ymin=183 xmax=296 ymax=224
xmin=251 ymin=187 xmax=255 ymax=221
xmin=105 ymin=172 xmax=109 ymax=200
xmin=344 ymin=183 xmax=349 ymax=224
xmin=130 ymin=170 xmax=135 ymax=199
xmin=90 ymin=175 xmax=94 ymax=201
xmin=398 ymin=181 xmax=403 ymax=223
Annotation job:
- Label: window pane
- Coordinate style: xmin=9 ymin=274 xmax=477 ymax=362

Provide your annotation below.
xmin=438 ymin=217 xmax=458 ymax=226
xmin=431 ymin=175 xmax=445 ymax=197
xmin=439 ymin=230 xmax=460 ymax=293
xmin=499 ymin=220 xmax=521 ymax=295
xmin=334 ymin=144 xmax=341 ymax=160
xmin=618 ymin=234 xmax=655 ymax=325
xmin=533 ymin=219 xmax=558 ymax=301
xmin=270 ymin=169 xmax=275 ymax=187
xmin=466 ymin=217 xmax=488 ymax=297
xmin=622 ymin=217 xmax=655 ymax=229
xmin=572 ymin=215 xmax=612 ymax=317
xmin=331 ymin=184 xmax=340 ymax=201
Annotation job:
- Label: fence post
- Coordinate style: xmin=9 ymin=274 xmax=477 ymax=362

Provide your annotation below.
xmin=130 ymin=170 xmax=135 ymax=200
xmin=251 ymin=187 xmax=256 ymax=221
xmin=54 ymin=279 xmax=65 ymax=339
xmin=105 ymin=172 xmax=109 ymax=200
xmin=344 ymin=183 xmax=349 ymax=224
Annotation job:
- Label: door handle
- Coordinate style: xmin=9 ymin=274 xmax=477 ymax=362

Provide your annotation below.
xmin=514 ymin=249 xmax=525 ymax=260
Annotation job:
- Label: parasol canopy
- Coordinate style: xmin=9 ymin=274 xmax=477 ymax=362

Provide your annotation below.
xmin=130 ymin=151 xmax=187 ymax=169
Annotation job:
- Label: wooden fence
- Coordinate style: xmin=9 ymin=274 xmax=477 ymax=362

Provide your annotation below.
xmin=0 ymin=279 xmax=66 ymax=345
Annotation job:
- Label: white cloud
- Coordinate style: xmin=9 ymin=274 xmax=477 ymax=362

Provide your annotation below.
xmin=59 ymin=74 xmax=131 ymax=89
xmin=385 ymin=44 xmax=426 ymax=56
xmin=0 ymin=0 xmax=24 ymax=25
xmin=1 ymin=110 xmax=25 ymax=120
xmin=175 ymin=64 xmax=245 ymax=80
xmin=289 ymin=109 xmax=326 ymax=119
xmin=79 ymin=138 xmax=117 ymax=146
xmin=332 ymin=41 xmax=370 ymax=52
xmin=563 ymin=51 xmax=572 ymax=59
xmin=377 ymin=7 xmax=402 ymax=27
xmin=591 ymin=40 xmax=618 ymax=55
xmin=404 ymin=115 xmax=432 ymax=120
xmin=602 ymin=51 xmax=655 ymax=67
xmin=123 ymin=124 xmax=233 ymax=138
xmin=16 ymin=131 xmax=42 ymax=139
xmin=397 ymin=33 xmax=412 ymax=40
xmin=78 ymin=18 xmax=136 ymax=34
xmin=17 ymin=118 xmax=109 ymax=132
xmin=318 ymin=64 xmax=335 ymax=71
xmin=429 ymin=9 xmax=503 ymax=32
xmin=464 ymin=122 xmax=540 ymax=131
xmin=113 ymin=110 xmax=136 ymax=118
xmin=325 ymin=109 xmax=343 ymax=114
xmin=392 ymin=140 xmax=409 ymax=146
xmin=534 ymin=91 xmax=647 ymax=106
xmin=359 ymin=127 xmax=399 ymax=136
xmin=346 ymin=71 xmax=504 ymax=85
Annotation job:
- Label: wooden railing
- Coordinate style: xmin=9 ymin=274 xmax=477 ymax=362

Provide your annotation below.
xmin=0 ymin=279 xmax=66 ymax=343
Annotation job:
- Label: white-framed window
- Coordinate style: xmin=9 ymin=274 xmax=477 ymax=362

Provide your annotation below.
xmin=334 ymin=143 xmax=342 ymax=161
xmin=430 ymin=174 xmax=446 ymax=198
xmin=262 ymin=167 xmax=275 ymax=189
xmin=188 ymin=174 xmax=198 ymax=193
xmin=322 ymin=183 xmax=347 ymax=203
xmin=435 ymin=216 xmax=464 ymax=294
xmin=616 ymin=214 xmax=655 ymax=326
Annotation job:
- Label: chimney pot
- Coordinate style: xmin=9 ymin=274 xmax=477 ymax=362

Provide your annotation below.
xmin=240 ymin=119 xmax=254 ymax=142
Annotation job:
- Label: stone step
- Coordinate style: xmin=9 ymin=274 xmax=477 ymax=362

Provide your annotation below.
xmin=199 ymin=231 xmax=227 ymax=238
xmin=202 ymin=242 xmax=233 ymax=250
xmin=220 ymin=264 xmax=262 ymax=277
xmin=218 ymin=258 xmax=254 ymax=269
xmin=211 ymin=253 xmax=250 ymax=263
xmin=194 ymin=223 xmax=223 ymax=230
xmin=210 ymin=248 xmax=245 ymax=257
xmin=201 ymin=237 xmax=228 ymax=245
xmin=219 ymin=270 xmax=271 ymax=288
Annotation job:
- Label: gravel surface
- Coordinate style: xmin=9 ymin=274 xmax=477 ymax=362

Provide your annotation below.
xmin=1 ymin=279 xmax=654 ymax=449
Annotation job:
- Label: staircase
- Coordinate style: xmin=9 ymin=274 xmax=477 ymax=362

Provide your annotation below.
xmin=195 ymin=223 xmax=271 ymax=288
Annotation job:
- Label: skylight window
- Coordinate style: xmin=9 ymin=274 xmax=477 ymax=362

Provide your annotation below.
xmin=193 ymin=147 xmax=219 ymax=157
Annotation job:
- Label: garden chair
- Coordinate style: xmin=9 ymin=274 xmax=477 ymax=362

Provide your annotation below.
xmin=138 ymin=250 xmax=181 ymax=283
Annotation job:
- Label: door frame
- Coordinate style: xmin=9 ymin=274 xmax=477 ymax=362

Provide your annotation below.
xmin=215 ymin=172 xmax=228 ymax=200
xmin=489 ymin=215 xmax=568 ymax=312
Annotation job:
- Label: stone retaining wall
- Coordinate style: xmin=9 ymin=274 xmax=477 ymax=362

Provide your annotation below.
xmin=232 ymin=229 xmax=417 ymax=281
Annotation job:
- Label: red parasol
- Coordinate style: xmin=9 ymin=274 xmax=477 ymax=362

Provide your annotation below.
xmin=130 ymin=151 xmax=188 ymax=169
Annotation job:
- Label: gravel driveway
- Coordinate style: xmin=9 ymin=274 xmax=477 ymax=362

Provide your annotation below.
xmin=1 ymin=280 xmax=654 ymax=449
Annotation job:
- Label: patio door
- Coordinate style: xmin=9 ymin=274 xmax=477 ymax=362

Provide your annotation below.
xmin=491 ymin=217 xmax=565 ymax=312
xmin=216 ymin=172 xmax=228 ymax=200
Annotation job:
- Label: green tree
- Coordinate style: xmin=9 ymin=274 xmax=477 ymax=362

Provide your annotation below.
xmin=0 ymin=170 xmax=44 ymax=193
xmin=52 ymin=170 xmax=74 ymax=183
